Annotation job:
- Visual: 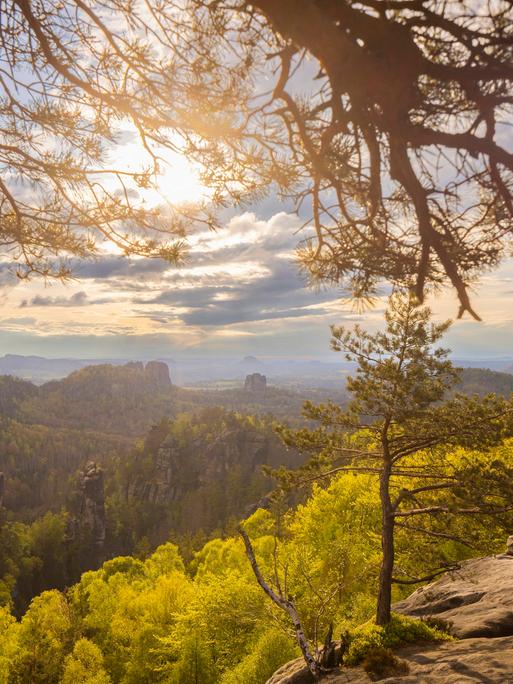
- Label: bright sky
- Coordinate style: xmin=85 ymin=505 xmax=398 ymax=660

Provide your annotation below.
xmin=1 ymin=172 xmax=513 ymax=362
xmin=2 ymin=10 xmax=513 ymax=365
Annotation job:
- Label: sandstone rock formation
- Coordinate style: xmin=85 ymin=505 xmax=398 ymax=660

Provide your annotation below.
xmin=245 ymin=372 xmax=267 ymax=392
xmin=129 ymin=429 xmax=269 ymax=507
xmin=266 ymin=636 xmax=513 ymax=683
xmin=267 ymin=549 xmax=513 ymax=683
xmin=65 ymin=461 xmax=107 ymax=575
xmin=125 ymin=361 xmax=144 ymax=372
xmin=145 ymin=360 xmax=171 ymax=387
xmin=79 ymin=461 xmax=106 ymax=547
xmin=393 ymin=554 xmax=513 ymax=638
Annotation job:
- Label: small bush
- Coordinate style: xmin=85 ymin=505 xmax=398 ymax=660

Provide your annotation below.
xmin=420 ymin=615 xmax=455 ymax=636
xmin=362 ymin=646 xmax=409 ymax=680
xmin=343 ymin=613 xmax=452 ymax=666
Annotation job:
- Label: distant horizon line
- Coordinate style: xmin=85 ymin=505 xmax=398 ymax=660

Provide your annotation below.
xmin=1 ymin=352 xmax=513 ymax=363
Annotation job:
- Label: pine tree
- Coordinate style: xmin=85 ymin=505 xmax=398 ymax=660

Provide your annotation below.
xmin=279 ymin=293 xmax=513 ymax=625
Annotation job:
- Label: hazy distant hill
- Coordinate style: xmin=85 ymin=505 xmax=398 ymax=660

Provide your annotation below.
xmin=1 ymin=360 xmax=512 ymax=442
xmin=456 ymin=367 xmax=513 ymax=398
xmin=0 ymin=361 xmax=348 ymax=437
xmin=0 ymin=354 xmax=101 ymax=383
xmin=18 ymin=362 xmax=175 ymax=435
xmin=0 ymin=353 xmax=354 ymax=387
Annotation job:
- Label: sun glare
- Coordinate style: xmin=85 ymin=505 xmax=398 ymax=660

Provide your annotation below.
xmin=147 ymin=153 xmax=207 ymax=206
xmin=116 ymin=138 xmax=208 ymax=206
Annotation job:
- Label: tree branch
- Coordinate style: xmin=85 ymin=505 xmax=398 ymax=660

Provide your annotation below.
xmin=238 ymin=525 xmax=322 ymax=679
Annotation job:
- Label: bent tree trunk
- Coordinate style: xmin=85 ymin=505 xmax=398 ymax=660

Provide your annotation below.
xmin=376 ymin=458 xmax=394 ymax=625
xmin=238 ymin=525 xmax=322 ymax=679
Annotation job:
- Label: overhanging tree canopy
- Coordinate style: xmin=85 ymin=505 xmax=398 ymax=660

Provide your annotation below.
xmin=2 ymin=1 xmax=513 ymax=316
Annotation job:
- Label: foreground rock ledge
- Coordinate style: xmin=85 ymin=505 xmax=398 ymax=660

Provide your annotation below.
xmin=267 ymin=553 xmax=513 ymax=683
xmin=393 ymin=554 xmax=513 ymax=638
xmin=266 ymin=636 xmax=513 ymax=683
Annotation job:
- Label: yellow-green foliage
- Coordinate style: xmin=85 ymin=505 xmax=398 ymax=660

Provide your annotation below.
xmin=343 ymin=613 xmax=452 ymax=666
xmin=0 ymin=607 xmax=19 ymax=683
xmin=286 ymin=473 xmax=382 ymax=630
xmin=62 ymin=639 xmax=111 ymax=684
xmin=221 ymin=628 xmax=299 ymax=684
xmin=0 ymin=446 xmax=511 ymax=684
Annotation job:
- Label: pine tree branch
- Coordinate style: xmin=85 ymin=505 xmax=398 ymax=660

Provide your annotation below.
xmin=392 ymin=564 xmax=460 ymax=585
xmin=392 ymin=482 xmax=454 ymax=510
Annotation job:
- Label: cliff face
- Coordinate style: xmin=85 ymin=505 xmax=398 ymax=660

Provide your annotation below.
xmin=67 ymin=461 xmax=106 ymax=560
xmin=125 ymin=414 xmax=302 ymax=536
xmin=130 ymin=429 xmax=273 ymax=504
xmin=130 ymin=429 xmax=269 ymax=505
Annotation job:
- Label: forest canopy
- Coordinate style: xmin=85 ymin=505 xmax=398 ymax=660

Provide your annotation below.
xmin=2 ymin=1 xmax=513 ymax=315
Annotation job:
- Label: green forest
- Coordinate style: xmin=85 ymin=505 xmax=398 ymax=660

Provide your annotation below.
xmin=0 ymin=446 xmax=511 ymax=683
xmin=1 ymin=296 xmax=513 ymax=682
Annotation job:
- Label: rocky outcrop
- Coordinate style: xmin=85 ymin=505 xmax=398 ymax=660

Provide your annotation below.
xmin=125 ymin=361 xmax=144 ymax=372
xmin=145 ymin=361 xmax=171 ymax=387
xmin=267 ymin=547 xmax=513 ymax=683
xmin=79 ymin=461 xmax=106 ymax=547
xmin=117 ymin=360 xmax=171 ymax=387
xmin=0 ymin=471 xmax=4 ymax=509
xmin=267 ymin=637 xmax=513 ymax=683
xmin=129 ymin=435 xmax=191 ymax=505
xmin=129 ymin=429 xmax=270 ymax=506
xmin=245 ymin=373 xmax=267 ymax=392
xmin=393 ymin=554 xmax=513 ymax=638
xmin=124 ymin=413 xmax=304 ymax=538
xmin=65 ymin=461 xmax=107 ymax=576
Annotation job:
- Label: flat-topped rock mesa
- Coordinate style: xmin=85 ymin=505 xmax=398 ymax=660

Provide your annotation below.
xmin=245 ymin=373 xmax=267 ymax=392
xmin=144 ymin=360 xmax=171 ymax=388
xmin=267 ymin=542 xmax=513 ymax=683
xmin=123 ymin=360 xmax=171 ymax=387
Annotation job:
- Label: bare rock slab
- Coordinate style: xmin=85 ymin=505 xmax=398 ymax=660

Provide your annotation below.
xmin=266 ymin=636 xmax=513 ymax=683
xmin=393 ymin=555 xmax=513 ymax=638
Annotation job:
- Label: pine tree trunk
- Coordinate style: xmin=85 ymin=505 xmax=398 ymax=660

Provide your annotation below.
xmin=376 ymin=457 xmax=394 ymax=626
